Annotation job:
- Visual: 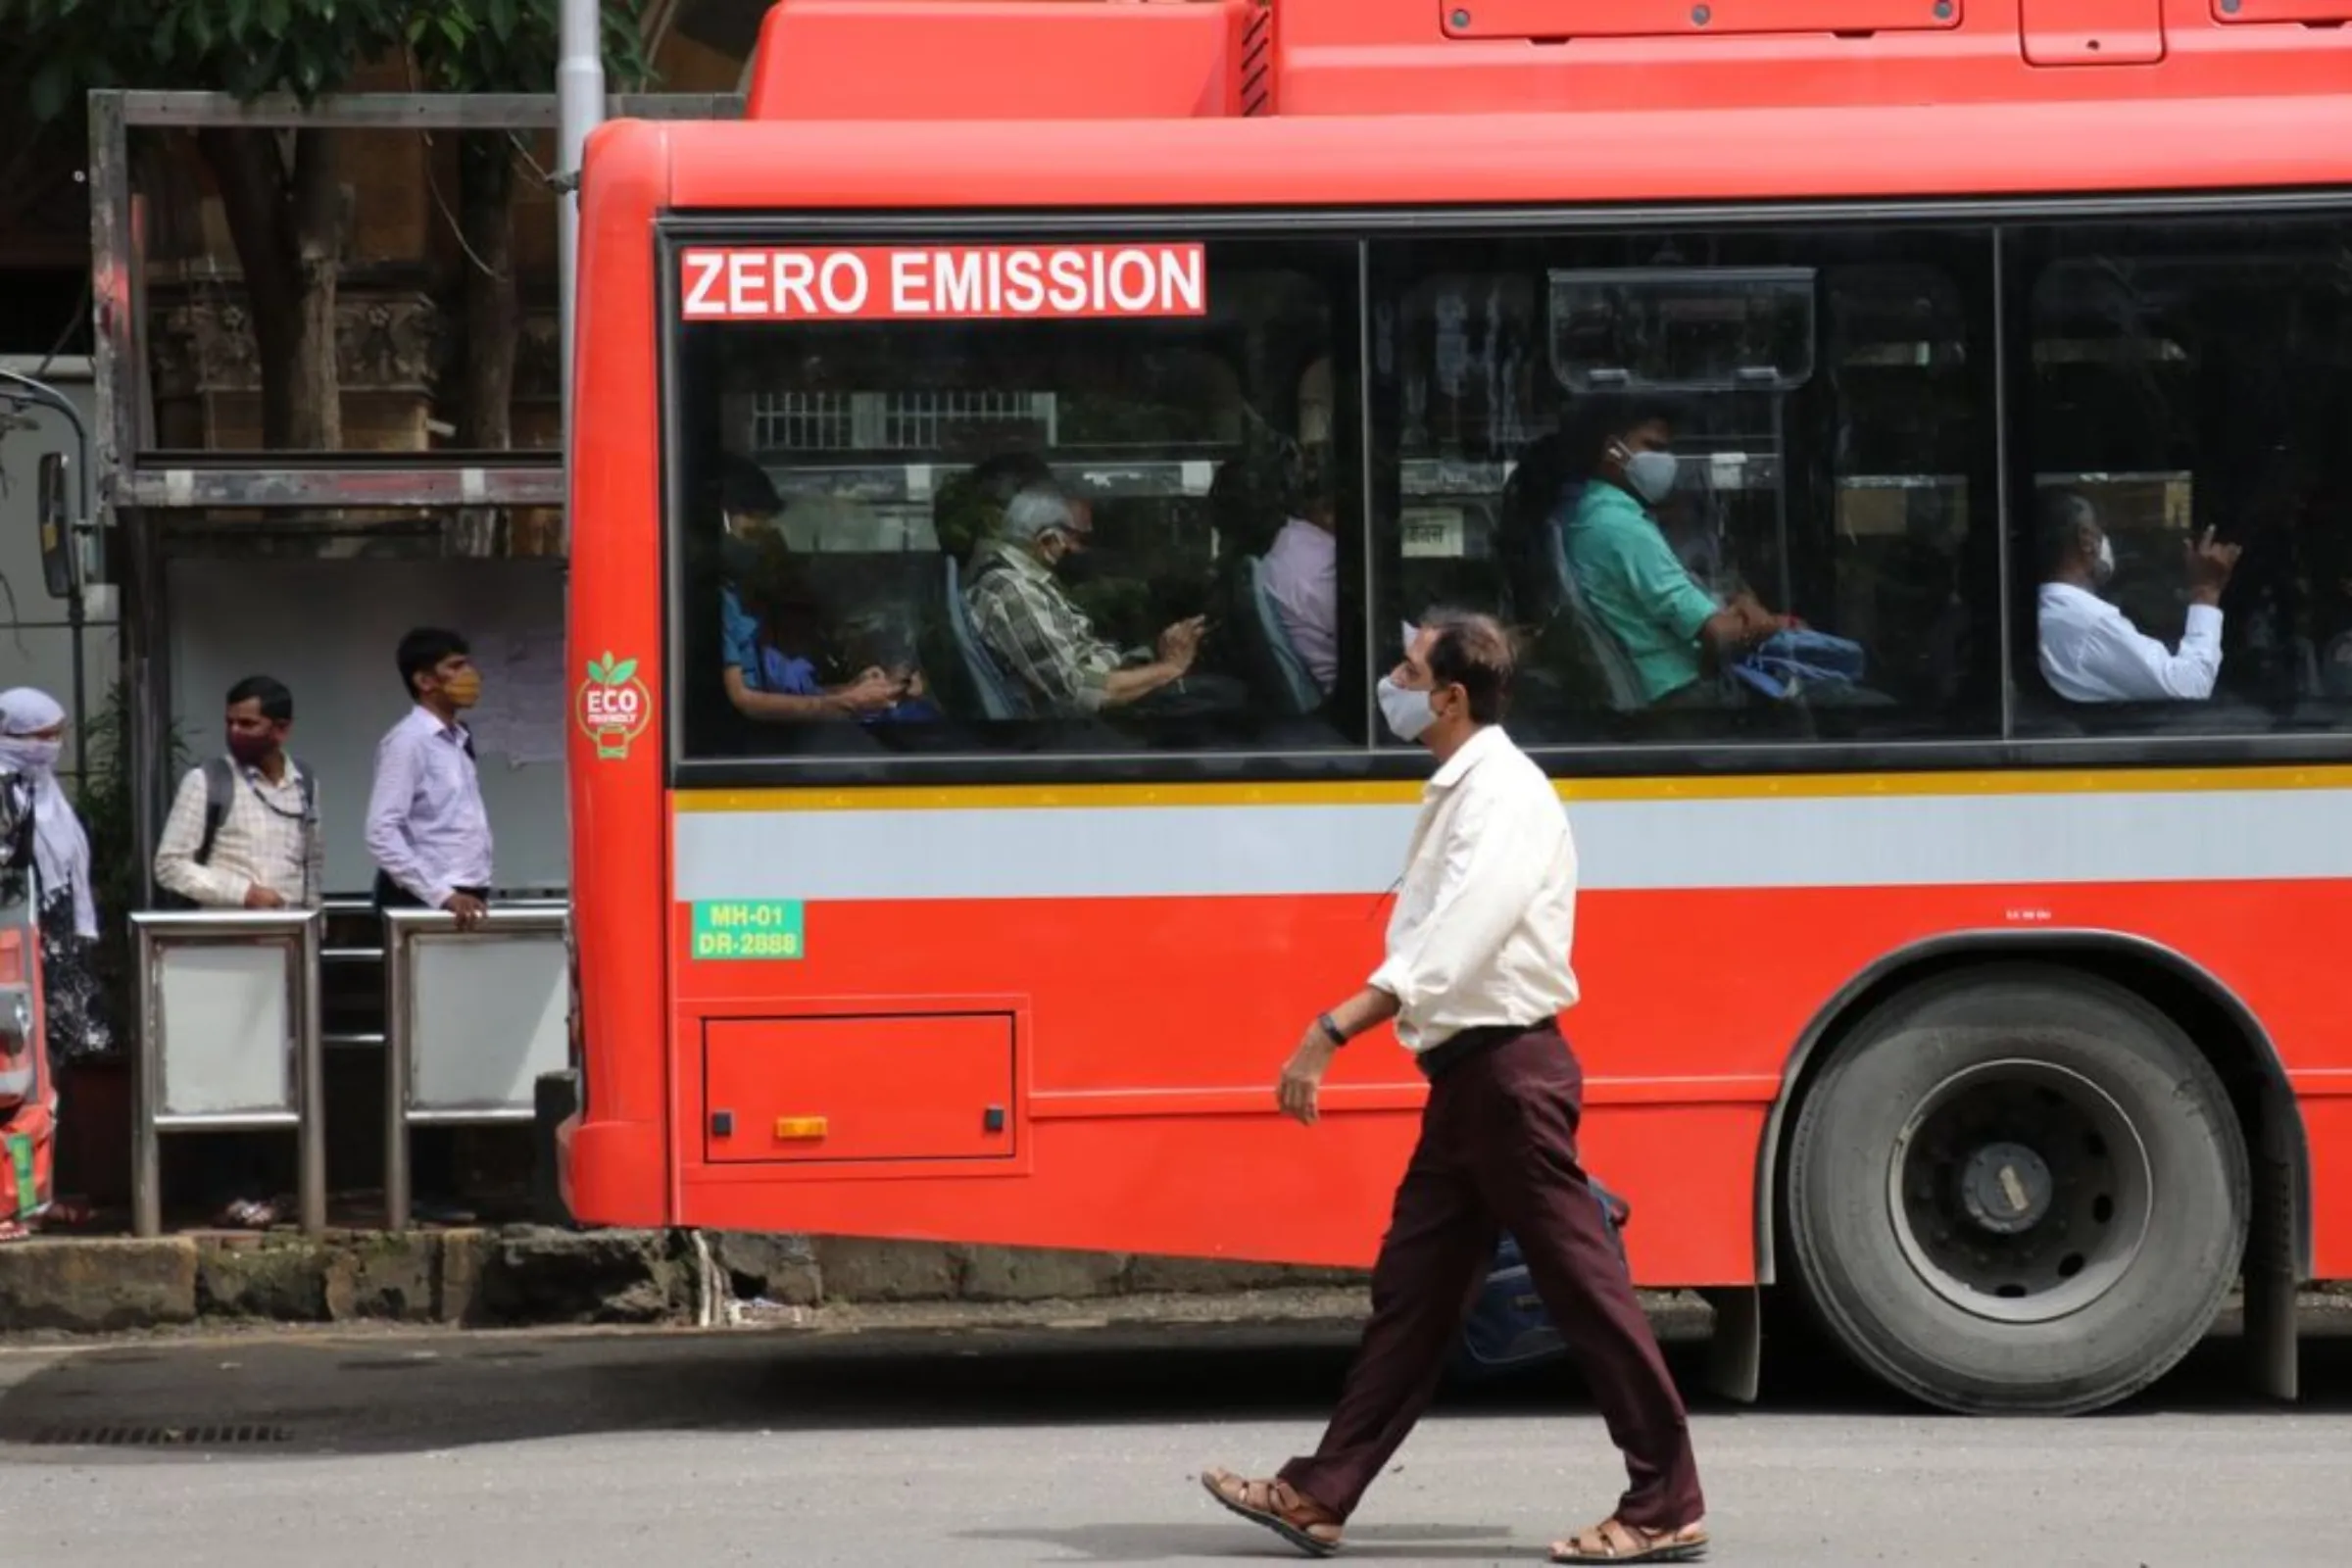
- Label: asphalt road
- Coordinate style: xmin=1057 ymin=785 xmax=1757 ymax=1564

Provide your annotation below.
xmin=0 ymin=1315 xmax=2346 ymax=1567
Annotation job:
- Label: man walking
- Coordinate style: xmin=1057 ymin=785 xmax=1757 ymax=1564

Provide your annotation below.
xmin=1200 ymin=612 xmax=1707 ymax=1564
xmin=154 ymin=673 xmax=320 ymax=1229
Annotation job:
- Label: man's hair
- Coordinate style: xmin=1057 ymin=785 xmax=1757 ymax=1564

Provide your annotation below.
xmin=225 ymin=674 xmax=293 ymax=723
xmin=971 ymin=451 xmax=1055 ymax=510
xmin=716 ymin=453 xmax=783 ymax=518
xmin=1422 ymin=608 xmax=1517 ymax=725
xmin=1565 ymin=395 xmax=1684 ymax=479
xmin=396 ymin=627 xmax=469 ymax=697
xmin=2037 ymin=488 xmax=2098 ymax=578
xmin=1001 ymin=481 xmax=1078 ymax=547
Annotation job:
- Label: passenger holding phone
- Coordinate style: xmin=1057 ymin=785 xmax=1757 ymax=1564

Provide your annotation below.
xmin=2036 ymin=489 xmax=2241 ymax=703
xmin=713 ymin=455 xmax=938 ymax=724
xmin=964 ymin=479 xmax=1207 ymax=713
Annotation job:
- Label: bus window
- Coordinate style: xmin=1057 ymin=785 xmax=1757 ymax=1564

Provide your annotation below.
xmin=2013 ymin=216 xmax=2352 ymax=737
xmin=1367 ymin=227 xmax=2002 ymax=749
xmin=668 ymin=238 xmax=1365 ymax=762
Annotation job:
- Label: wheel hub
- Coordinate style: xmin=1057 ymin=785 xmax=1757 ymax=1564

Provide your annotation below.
xmin=1886 ymin=1057 xmax=2155 ymax=1325
xmin=1957 ymin=1141 xmax=2052 ymax=1235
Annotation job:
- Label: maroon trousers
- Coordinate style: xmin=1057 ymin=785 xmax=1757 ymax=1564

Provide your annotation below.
xmin=1278 ymin=1023 xmax=1704 ymax=1532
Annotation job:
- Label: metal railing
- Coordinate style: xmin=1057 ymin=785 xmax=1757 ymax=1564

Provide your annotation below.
xmin=129 ymin=909 xmax=326 ymax=1238
xmin=381 ymin=903 xmax=570 ymax=1231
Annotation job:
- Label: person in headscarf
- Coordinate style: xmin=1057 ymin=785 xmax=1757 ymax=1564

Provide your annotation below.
xmin=0 ymin=689 xmax=111 ymax=1066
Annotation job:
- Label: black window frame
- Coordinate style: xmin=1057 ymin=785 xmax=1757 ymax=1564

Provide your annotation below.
xmin=657 ymin=191 xmax=2352 ymax=792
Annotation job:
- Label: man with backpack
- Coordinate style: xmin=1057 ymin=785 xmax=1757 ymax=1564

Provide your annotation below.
xmin=153 ymin=674 xmax=319 ymax=1228
xmin=155 ymin=675 xmax=319 ymax=912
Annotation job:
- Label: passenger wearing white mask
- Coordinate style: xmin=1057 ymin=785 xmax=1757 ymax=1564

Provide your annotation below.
xmin=1561 ymin=400 xmax=1788 ymax=707
xmin=2035 ymin=489 xmax=2239 ymax=704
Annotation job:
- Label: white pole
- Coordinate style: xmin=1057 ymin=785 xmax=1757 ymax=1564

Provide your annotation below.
xmin=556 ymin=0 xmax=606 ymax=549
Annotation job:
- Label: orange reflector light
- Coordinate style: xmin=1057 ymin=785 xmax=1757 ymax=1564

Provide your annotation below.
xmin=774 ymin=1116 xmax=829 ymax=1141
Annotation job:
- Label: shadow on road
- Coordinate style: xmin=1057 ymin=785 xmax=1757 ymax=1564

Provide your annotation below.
xmin=0 ymin=1314 xmax=2346 ymax=1463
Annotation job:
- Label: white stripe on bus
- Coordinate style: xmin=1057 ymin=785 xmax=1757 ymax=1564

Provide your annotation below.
xmin=670 ymin=788 xmax=2352 ymax=903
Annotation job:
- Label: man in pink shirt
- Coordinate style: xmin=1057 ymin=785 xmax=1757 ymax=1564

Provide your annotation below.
xmin=1260 ymin=442 xmax=1339 ymax=696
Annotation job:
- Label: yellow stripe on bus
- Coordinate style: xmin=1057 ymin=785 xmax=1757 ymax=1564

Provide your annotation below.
xmin=673 ymin=763 xmax=2352 ymax=813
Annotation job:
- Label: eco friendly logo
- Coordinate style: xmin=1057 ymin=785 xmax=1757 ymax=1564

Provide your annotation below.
xmin=577 ymin=651 xmax=651 ymax=760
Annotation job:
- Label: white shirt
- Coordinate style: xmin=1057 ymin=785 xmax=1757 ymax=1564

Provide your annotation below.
xmin=1369 ymin=725 xmax=1581 ymax=1054
xmin=2037 ymin=580 xmax=2223 ymax=703
xmin=154 ymin=758 xmax=321 ymax=908
xmin=1262 ymin=516 xmax=1338 ymax=692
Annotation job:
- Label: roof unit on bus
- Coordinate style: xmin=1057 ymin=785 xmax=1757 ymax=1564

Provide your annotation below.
xmin=743 ymin=0 xmax=2352 ymax=122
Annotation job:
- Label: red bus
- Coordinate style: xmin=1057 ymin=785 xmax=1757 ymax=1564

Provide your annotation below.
xmin=560 ymin=0 xmax=2352 ymax=1415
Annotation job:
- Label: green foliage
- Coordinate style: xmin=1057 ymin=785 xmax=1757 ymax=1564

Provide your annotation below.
xmin=6 ymin=0 xmax=412 ymax=120
xmin=408 ymin=0 xmax=650 ymax=94
xmin=71 ymin=677 xmax=189 ymax=1034
xmin=3 ymin=0 xmax=651 ymax=120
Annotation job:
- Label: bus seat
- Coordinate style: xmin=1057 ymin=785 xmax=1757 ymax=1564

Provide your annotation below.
xmin=2320 ymin=631 xmax=2352 ymax=699
xmin=942 ymin=556 xmax=1028 ymax=720
xmin=1242 ymin=556 xmax=1324 ymax=715
xmin=1543 ymin=494 xmax=1649 ymax=713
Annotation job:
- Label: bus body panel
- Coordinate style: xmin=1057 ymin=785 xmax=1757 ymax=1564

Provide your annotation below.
xmin=655 ymin=776 xmax=2352 ymax=1282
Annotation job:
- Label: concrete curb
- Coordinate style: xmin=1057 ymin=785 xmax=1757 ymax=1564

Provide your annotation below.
xmin=0 ymin=1229 xmax=1379 ymax=1337
xmin=4 ymin=1228 xmax=2344 ymax=1340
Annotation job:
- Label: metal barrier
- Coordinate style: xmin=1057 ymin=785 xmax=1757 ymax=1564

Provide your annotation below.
xmin=130 ymin=909 xmax=326 ymax=1238
xmin=381 ymin=904 xmax=570 ymax=1231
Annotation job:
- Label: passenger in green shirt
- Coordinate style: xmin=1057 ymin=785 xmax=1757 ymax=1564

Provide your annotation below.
xmin=1560 ymin=400 xmax=1788 ymax=706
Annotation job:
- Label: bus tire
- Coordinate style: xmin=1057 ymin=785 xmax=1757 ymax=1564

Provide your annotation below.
xmin=1785 ymin=966 xmax=2249 ymax=1416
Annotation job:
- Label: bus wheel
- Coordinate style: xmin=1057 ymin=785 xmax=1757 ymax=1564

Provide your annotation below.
xmin=1785 ymin=966 xmax=2249 ymax=1416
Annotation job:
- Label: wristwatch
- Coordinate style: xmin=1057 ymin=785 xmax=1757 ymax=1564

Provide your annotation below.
xmin=1315 ymin=1012 xmax=1348 ymax=1048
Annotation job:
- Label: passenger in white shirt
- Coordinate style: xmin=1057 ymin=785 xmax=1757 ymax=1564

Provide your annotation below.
xmin=1201 ymin=612 xmax=1706 ymax=1565
xmin=1259 ymin=443 xmax=1339 ymax=694
xmin=2037 ymin=490 xmax=2241 ymax=703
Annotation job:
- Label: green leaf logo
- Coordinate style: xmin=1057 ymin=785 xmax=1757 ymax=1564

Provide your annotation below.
xmin=610 ymin=658 xmax=638 ymax=685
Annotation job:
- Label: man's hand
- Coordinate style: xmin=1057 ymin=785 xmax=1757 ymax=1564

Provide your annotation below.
xmin=1277 ymin=1026 xmax=1340 ymax=1126
xmin=838 ymin=667 xmax=905 ymax=714
xmin=242 ymin=884 xmax=285 ymax=909
xmin=1156 ymin=615 xmax=1207 ymax=673
xmin=2185 ymin=526 xmax=2241 ymax=605
xmin=442 ymin=892 xmax=489 ymax=931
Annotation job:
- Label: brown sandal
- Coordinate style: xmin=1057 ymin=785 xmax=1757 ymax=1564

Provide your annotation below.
xmin=1200 ymin=1468 xmax=1345 ymax=1557
xmin=1549 ymin=1517 xmax=1709 ymax=1563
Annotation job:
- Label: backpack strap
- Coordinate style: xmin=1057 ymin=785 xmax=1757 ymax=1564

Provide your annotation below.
xmin=290 ymin=758 xmax=318 ymax=825
xmin=193 ymin=757 xmax=236 ymax=867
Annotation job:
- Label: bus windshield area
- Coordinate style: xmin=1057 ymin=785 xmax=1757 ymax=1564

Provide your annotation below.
xmin=667 ymin=215 xmax=2352 ymax=763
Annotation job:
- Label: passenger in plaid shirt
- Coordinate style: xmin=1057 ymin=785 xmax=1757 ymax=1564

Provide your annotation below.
xmin=963 ymin=481 xmax=1205 ymax=714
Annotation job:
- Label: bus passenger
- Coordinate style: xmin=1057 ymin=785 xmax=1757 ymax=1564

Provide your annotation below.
xmin=1259 ymin=442 xmax=1340 ymax=695
xmin=962 ymin=481 xmax=1206 ymax=713
xmin=2036 ymin=489 xmax=2240 ymax=704
xmin=713 ymin=455 xmax=934 ymax=723
xmin=1561 ymin=400 xmax=1788 ymax=707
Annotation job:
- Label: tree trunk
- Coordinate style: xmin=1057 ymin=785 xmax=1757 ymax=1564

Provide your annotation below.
xmin=456 ymin=132 xmax=516 ymax=450
xmin=194 ymin=127 xmax=342 ymax=449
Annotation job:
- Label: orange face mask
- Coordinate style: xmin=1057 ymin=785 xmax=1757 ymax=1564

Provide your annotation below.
xmin=442 ymin=669 xmax=483 ymax=709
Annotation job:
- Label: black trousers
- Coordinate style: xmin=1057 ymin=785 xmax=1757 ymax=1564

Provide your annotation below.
xmin=1279 ymin=1023 xmax=1703 ymax=1530
xmin=373 ymin=876 xmax=491 ymax=1205
xmin=371 ymin=874 xmax=490 ymax=910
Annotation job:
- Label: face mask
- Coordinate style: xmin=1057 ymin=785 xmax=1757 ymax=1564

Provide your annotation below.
xmin=0 ymin=737 xmax=60 ymax=776
xmin=441 ymin=669 xmax=483 ymax=710
xmin=226 ymin=730 xmax=275 ymax=767
xmin=720 ymin=534 xmax=759 ymax=577
xmin=2092 ymin=533 xmax=2116 ymax=587
xmin=1622 ymin=450 xmax=1679 ymax=506
xmin=1378 ymin=675 xmax=1437 ymax=744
